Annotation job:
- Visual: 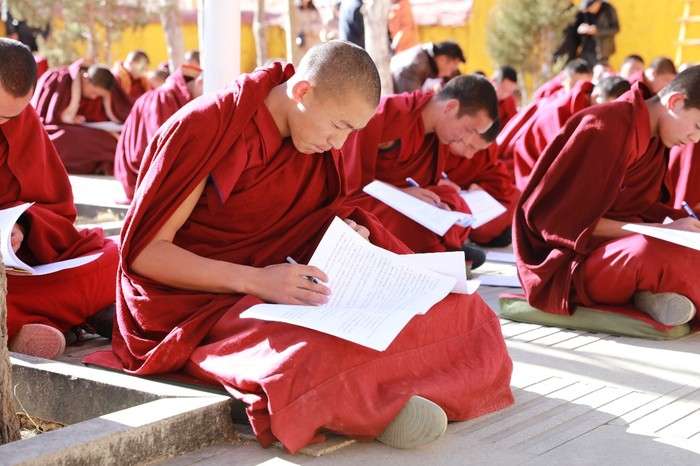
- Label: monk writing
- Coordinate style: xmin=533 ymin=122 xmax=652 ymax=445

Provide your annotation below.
xmin=0 ymin=39 xmax=118 ymax=359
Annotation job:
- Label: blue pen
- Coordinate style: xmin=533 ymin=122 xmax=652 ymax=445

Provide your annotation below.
xmin=286 ymin=256 xmax=320 ymax=284
xmin=681 ymin=201 xmax=699 ymax=220
xmin=405 ymin=177 xmax=420 ymax=188
xmin=441 ymin=171 xmax=450 ymax=181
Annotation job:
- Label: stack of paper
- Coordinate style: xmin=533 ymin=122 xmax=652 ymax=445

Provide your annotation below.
xmin=242 ymin=217 xmax=479 ymax=351
xmin=363 ymin=180 xmax=473 ymax=236
xmin=460 ymin=188 xmax=507 ymax=229
xmin=82 ymin=121 xmax=124 ymax=133
xmin=0 ymin=203 xmax=102 ymax=275
xmin=622 ymin=223 xmax=700 ymax=251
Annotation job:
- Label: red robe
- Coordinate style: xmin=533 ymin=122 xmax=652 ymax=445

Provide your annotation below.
xmin=667 ymin=143 xmax=700 ymax=209
xmin=1 ymin=105 xmax=118 ymax=339
xmin=31 ymin=60 xmax=126 ymax=175
xmin=34 ymin=55 xmax=48 ymax=78
xmin=84 ymin=64 xmax=513 ymax=452
xmin=532 ymin=74 xmax=564 ymax=101
xmin=342 ymin=91 xmax=472 ymax=252
xmin=444 ymin=143 xmax=520 ymax=244
xmin=497 ymin=95 xmax=518 ymax=128
xmin=115 ymin=69 xmax=194 ymax=201
xmin=495 ymin=99 xmax=541 ymax=178
xmin=514 ymin=84 xmax=695 ymax=323
xmin=508 ymin=81 xmax=593 ymax=190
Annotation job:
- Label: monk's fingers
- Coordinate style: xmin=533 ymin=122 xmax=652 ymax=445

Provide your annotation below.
xmin=420 ymin=188 xmax=441 ymax=202
xmin=355 ymin=225 xmax=370 ymax=240
xmin=293 ymin=288 xmax=330 ymax=306
xmin=296 ymin=265 xmax=330 ymax=285
xmin=438 ymin=201 xmax=451 ymax=211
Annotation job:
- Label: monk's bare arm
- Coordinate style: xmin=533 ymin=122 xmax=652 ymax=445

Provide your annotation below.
xmin=131 ymin=179 xmax=331 ymax=304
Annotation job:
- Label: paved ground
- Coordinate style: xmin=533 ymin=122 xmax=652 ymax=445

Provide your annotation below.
xmin=64 ymin=175 xmax=700 ymax=466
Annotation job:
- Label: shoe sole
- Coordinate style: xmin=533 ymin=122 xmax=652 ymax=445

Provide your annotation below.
xmin=9 ymin=324 xmax=66 ymax=359
xmin=634 ymin=292 xmax=697 ymax=326
xmin=377 ymin=396 xmax=447 ymax=449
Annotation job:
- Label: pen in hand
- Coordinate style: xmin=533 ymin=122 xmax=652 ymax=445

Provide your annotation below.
xmin=405 ymin=177 xmax=420 ymax=188
xmin=681 ymin=201 xmax=699 ymax=220
xmin=286 ymin=256 xmax=321 ymax=284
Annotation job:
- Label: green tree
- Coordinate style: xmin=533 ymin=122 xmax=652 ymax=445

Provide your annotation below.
xmin=486 ymin=0 xmax=575 ymax=96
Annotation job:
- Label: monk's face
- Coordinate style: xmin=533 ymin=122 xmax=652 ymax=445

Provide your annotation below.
xmin=435 ymin=56 xmax=462 ymax=79
xmin=289 ymin=81 xmax=375 ymax=154
xmin=435 ymin=101 xmax=493 ymax=151
xmin=0 ymin=85 xmax=31 ymax=125
xmin=649 ymin=72 xmax=677 ymax=94
xmin=620 ymin=60 xmax=644 ymax=79
xmin=449 ymin=135 xmax=491 ymax=159
xmin=82 ymin=79 xmax=111 ymax=100
xmin=126 ymin=59 xmax=149 ymax=79
xmin=658 ymin=93 xmax=700 ymax=147
xmin=495 ymin=79 xmax=517 ymax=100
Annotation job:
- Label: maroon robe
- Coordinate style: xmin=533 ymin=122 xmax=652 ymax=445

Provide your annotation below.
xmin=342 ymin=91 xmax=472 ymax=253
xmin=514 ymin=83 xmax=696 ymax=322
xmin=508 ymin=81 xmax=593 ymax=190
xmin=532 ymin=74 xmax=564 ymax=101
xmin=667 ymin=143 xmax=700 ymax=209
xmin=84 ymin=64 xmax=514 ymax=452
xmin=1 ymin=105 xmax=118 ymax=339
xmin=115 ymin=69 xmax=194 ymax=201
xmin=445 ymin=143 xmax=520 ymax=244
xmin=497 ymin=95 xmax=518 ymax=128
xmin=31 ymin=60 xmax=125 ymax=174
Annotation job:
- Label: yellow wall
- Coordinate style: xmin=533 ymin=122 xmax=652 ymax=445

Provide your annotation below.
xmin=100 ymin=1 xmax=700 ymax=74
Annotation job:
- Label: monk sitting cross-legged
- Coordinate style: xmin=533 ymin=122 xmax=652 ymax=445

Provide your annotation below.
xmin=90 ymin=42 xmax=513 ymax=453
xmin=32 ymin=60 xmax=126 ymax=174
xmin=514 ymin=66 xmax=700 ymax=328
xmin=0 ymin=39 xmax=118 ymax=359
xmin=341 ymin=74 xmax=498 ymax=267
xmin=115 ymin=65 xmax=203 ymax=201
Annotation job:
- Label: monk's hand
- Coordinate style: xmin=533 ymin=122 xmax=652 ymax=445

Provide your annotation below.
xmin=254 ymin=264 xmax=331 ymax=305
xmin=402 ymin=187 xmax=451 ymax=210
xmin=662 ymin=217 xmax=700 ymax=233
xmin=74 ymin=115 xmax=86 ymax=124
xmin=10 ymin=223 xmax=24 ymax=253
xmin=343 ymin=218 xmax=370 ymax=240
xmin=437 ymin=178 xmax=461 ymax=193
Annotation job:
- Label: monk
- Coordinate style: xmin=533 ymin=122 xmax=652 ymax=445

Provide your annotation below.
xmin=532 ymin=59 xmax=593 ymax=101
xmin=442 ymin=125 xmax=519 ymax=247
xmin=341 ymin=75 xmax=498 ymax=266
xmin=591 ymin=75 xmax=630 ymax=104
xmin=629 ymin=56 xmax=677 ymax=95
xmin=506 ymin=76 xmax=631 ymax=190
xmin=0 ymin=39 xmax=118 ymax=359
xmin=89 ymin=42 xmax=513 ymax=453
xmin=515 ymin=67 xmax=700 ymax=328
xmin=492 ymin=65 xmax=519 ymax=127
xmin=32 ymin=60 xmax=125 ymax=174
xmin=619 ymin=54 xmax=645 ymax=80
xmin=112 ymin=50 xmax=151 ymax=104
xmin=667 ymin=142 xmax=700 ymax=209
xmin=115 ymin=65 xmax=203 ymax=201
xmin=184 ymin=50 xmax=200 ymax=67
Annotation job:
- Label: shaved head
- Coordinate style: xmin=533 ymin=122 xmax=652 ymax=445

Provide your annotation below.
xmin=0 ymin=38 xmax=37 ymax=98
xmin=86 ymin=65 xmax=116 ymax=91
xmin=295 ymin=40 xmax=381 ymax=107
xmin=659 ymin=65 xmax=700 ymax=110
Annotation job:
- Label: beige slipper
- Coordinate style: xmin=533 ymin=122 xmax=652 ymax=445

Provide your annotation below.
xmin=634 ymin=291 xmax=696 ymax=326
xmin=377 ymin=396 xmax=447 ymax=449
xmin=9 ymin=324 xmax=66 ymax=359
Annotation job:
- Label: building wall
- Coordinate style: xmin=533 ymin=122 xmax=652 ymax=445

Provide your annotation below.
xmin=90 ymin=1 xmax=700 ymax=74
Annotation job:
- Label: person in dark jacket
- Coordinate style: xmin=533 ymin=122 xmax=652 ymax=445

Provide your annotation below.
xmin=577 ymin=0 xmax=620 ymax=65
xmin=390 ymin=41 xmax=466 ymax=93
xmin=338 ymin=0 xmax=365 ymax=48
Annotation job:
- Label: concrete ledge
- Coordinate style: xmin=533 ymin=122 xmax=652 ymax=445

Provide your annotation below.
xmin=1 ymin=354 xmax=244 ymax=465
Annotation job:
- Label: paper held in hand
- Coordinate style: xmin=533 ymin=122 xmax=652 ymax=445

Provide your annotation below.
xmin=622 ymin=223 xmax=700 ymax=251
xmin=362 ymin=180 xmax=473 ymax=236
xmin=81 ymin=121 xmax=124 ymax=133
xmin=241 ymin=217 xmax=479 ymax=351
xmin=460 ymin=188 xmax=507 ymax=229
xmin=0 ymin=203 xmax=102 ymax=275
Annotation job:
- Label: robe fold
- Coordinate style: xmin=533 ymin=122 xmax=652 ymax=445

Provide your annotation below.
xmin=532 ymin=74 xmax=564 ymax=101
xmin=85 ymin=64 xmax=513 ymax=453
xmin=115 ymin=69 xmax=194 ymax=201
xmin=445 ymin=143 xmax=520 ymax=244
xmin=506 ymin=81 xmax=593 ymax=190
xmin=32 ymin=60 xmax=123 ymax=174
xmin=667 ymin=143 xmax=700 ymax=209
xmin=497 ymin=95 xmax=518 ymax=128
xmin=514 ymin=84 xmax=695 ymax=320
xmin=1 ymin=106 xmax=118 ymax=339
xmin=342 ymin=91 xmax=472 ymax=252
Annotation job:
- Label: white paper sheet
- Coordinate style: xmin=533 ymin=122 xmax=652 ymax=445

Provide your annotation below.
xmin=241 ymin=217 xmax=457 ymax=351
xmin=395 ymin=251 xmax=479 ymax=295
xmin=472 ymin=261 xmax=522 ymax=288
xmin=622 ymin=223 xmax=700 ymax=252
xmin=363 ymin=180 xmax=473 ymax=236
xmin=460 ymin=189 xmax=507 ymax=229
xmin=81 ymin=121 xmax=124 ymax=133
xmin=0 ymin=203 xmax=102 ymax=275
xmin=485 ymin=251 xmax=516 ymax=263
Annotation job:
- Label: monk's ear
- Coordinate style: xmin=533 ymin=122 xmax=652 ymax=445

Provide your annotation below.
xmin=289 ymin=80 xmax=312 ymax=105
xmin=664 ymin=92 xmax=687 ymax=113
xmin=443 ymin=98 xmax=459 ymax=116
